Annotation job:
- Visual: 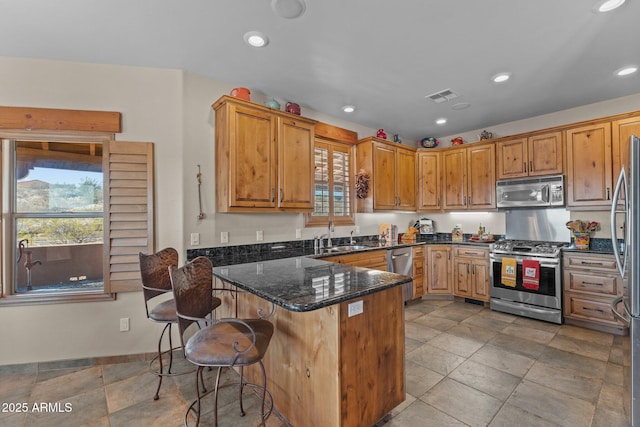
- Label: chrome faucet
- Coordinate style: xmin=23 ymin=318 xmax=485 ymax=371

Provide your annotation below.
xmin=350 ymin=230 xmax=356 ymax=245
xmin=327 ymin=221 xmax=334 ymax=248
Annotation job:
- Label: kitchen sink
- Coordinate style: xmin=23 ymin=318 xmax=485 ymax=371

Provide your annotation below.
xmin=324 ymin=245 xmax=370 ymax=252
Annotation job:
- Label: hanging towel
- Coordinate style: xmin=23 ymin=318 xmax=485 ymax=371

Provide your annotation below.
xmin=522 ymin=259 xmax=540 ymax=291
xmin=501 ymin=257 xmax=517 ymax=287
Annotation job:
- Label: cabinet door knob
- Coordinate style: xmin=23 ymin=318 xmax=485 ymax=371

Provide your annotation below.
xmin=271 ymin=188 xmax=275 ymax=202
xmin=529 ymin=160 xmax=533 ymax=173
xmin=524 ymin=162 xmax=527 ymax=173
xmin=280 ymin=188 xmax=284 ymax=202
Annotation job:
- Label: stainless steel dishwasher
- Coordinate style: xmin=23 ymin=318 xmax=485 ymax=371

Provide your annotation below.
xmin=387 ymin=247 xmax=413 ymax=302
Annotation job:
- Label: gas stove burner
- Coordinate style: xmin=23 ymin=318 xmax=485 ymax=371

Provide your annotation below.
xmin=490 ymin=239 xmax=569 ymax=257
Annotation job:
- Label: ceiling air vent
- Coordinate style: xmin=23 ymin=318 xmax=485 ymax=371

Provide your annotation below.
xmin=426 ymin=89 xmax=459 ymax=104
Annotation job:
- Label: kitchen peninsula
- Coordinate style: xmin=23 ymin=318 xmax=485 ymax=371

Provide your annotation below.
xmin=213 ymin=256 xmax=410 ymax=427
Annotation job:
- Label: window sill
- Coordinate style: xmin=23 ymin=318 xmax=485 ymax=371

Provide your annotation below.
xmin=0 ymin=291 xmax=116 ymax=307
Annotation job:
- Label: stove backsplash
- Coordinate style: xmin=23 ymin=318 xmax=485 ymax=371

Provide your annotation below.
xmin=505 ymin=208 xmax=570 ymax=242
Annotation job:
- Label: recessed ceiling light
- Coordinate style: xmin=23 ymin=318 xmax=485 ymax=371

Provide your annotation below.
xmin=491 ymin=72 xmax=511 ymax=83
xmin=616 ymin=66 xmax=638 ymax=76
xmin=243 ymin=31 xmax=269 ymax=48
xmin=271 ymin=0 xmax=306 ymax=19
xmin=593 ymin=0 xmax=626 ymax=12
xmin=435 ymin=118 xmax=447 ymax=125
xmin=451 ymin=102 xmax=471 ymax=110
xmin=342 ymin=105 xmax=355 ymax=113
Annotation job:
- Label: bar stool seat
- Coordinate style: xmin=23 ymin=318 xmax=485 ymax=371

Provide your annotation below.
xmin=170 ymin=256 xmax=274 ymax=427
xmin=148 ymin=299 xmax=177 ymax=323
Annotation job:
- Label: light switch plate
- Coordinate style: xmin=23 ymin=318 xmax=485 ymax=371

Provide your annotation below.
xmin=190 ymin=233 xmax=200 ymax=246
xmin=348 ymin=300 xmax=364 ymax=317
xmin=296 ymin=228 xmax=302 ymax=239
xmin=221 ymin=231 xmax=229 ymax=243
xmin=256 ymin=230 xmax=264 ymax=241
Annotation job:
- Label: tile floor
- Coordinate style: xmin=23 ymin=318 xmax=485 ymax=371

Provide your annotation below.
xmin=0 ymin=298 xmax=632 ymax=427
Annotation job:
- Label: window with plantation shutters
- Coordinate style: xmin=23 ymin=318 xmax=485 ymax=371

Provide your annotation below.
xmin=0 ymin=106 xmax=155 ymax=304
xmin=307 ymin=138 xmax=355 ymax=226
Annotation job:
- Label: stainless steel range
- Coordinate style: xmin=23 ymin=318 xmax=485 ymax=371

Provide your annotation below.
xmin=489 ymin=208 xmax=571 ymax=324
xmin=490 ymin=240 xmax=569 ymax=324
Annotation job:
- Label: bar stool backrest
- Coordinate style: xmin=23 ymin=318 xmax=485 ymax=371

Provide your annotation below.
xmin=169 ymin=256 xmax=215 ymax=347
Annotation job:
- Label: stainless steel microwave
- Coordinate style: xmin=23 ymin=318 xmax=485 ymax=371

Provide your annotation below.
xmin=496 ymin=175 xmax=565 ymax=209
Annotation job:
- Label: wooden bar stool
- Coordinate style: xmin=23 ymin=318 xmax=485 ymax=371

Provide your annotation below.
xmin=170 ymin=256 xmax=274 ymax=427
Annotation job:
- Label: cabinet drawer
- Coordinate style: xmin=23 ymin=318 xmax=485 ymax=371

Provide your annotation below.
xmin=565 ymin=293 xmax=618 ymax=324
xmin=565 ymin=271 xmax=618 ymax=295
xmin=453 ymin=246 xmax=489 ymax=259
xmin=413 ymin=246 xmax=425 ymax=258
xmin=413 ymin=262 xmax=424 ymax=277
xmin=563 ymin=254 xmax=617 ymax=272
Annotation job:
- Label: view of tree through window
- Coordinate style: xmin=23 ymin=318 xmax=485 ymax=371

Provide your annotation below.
xmin=14 ymin=141 xmax=104 ymax=293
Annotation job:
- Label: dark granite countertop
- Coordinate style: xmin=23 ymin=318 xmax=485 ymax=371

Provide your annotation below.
xmin=213 ymin=256 xmax=412 ymax=312
xmin=188 ymin=233 xmax=502 ymax=267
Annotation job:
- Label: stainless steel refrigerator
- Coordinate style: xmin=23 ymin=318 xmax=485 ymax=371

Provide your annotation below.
xmin=611 ymin=134 xmax=640 ymax=426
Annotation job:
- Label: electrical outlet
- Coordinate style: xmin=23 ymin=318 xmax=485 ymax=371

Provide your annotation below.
xmin=221 ymin=231 xmax=229 ymax=243
xmin=296 ymin=228 xmax=302 ymax=239
xmin=119 ymin=317 xmax=130 ymax=332
xmin=355 ymin=226 xmax=360 ymax=234
xmin=190 ymin=232 xmax=200 ymax=246
xmin=256 ymin=230 xmax=264 ymax=241
xmin=348 ymin=300 xmax=364 ymax=317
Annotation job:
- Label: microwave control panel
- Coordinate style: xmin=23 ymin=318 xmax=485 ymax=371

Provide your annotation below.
xmin=549 ymin=184 xmax=564 ymax=205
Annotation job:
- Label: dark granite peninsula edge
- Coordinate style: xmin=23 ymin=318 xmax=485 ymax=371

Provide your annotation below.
xmin=212 ymin=256 xmax=412 ymax=312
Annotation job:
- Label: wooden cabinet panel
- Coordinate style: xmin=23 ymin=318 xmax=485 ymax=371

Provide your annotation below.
xmin=417 ymin=151 xmax=441 ymax=211
xmin=528 ymin=131 xmax=563 ymax=177
xmin=453 ymin=258 xmax=472 ymax=297
xmin=278 ymin=117 xmax=314 ymax=209
xmin=442 ymin=148 xmax=466 ymax=210
xmin=412 ymin=245 xmax=426 ymax=299
xmin=227 ymin=104 xmax=277 ymax=208
xmin=453 ymin=245 xmax=489 ymax=302
xmin=467 ymin=144 xmax=495 ymax=209
xmin=238 ymin=284 xmax=404 ymax=427
xmin=426 ymin=245 xmax=452 ymax=294
xmin=356 ymin=137 xmax=416 ymax=212
xmin=496 ymin=137 xmax=527 ymax=179
xmin=213 ymin=95 xmax=315 ymax=213
xmin=562 ymin=252 xmax=625 ymax=334
xmin=396 ymin=147 xmax=417 ymax=210
xmin=442 ymin=144 xmax=495 ymax=210
xmin=471 ymin=260 xmax=490 ymax=301
xmin=612 ymin=115 xmax=640 ymax=202
xmin=322 ymin=249 xmax=388 ymax=271
xmin=565 ymin=122 xmax=613 ymax=207
xmin=372 ymin=143 xmax=397 ymax=209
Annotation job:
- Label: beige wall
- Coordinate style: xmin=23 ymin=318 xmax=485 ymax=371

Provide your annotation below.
xmin=0 ymin=54 xmax=637 ymax=365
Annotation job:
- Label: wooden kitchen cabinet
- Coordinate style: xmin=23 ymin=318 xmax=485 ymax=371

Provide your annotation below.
xmin=356 ymin=137 xmax=417 ymax=212
xmin=452 ymin=245 xmax=490 ymax=302
xmin=426 ymin=245 xmax=452 ymax=294
xmin=417 ymin=151 xmax=441 ymax=211
xmin=442 ymin=143 xmax=495 ymax=210
xmin=213 ymin=95 xmax=315 ymax=212
xmin=562 ymin=252 xmax=626 ymax=335
xmin=565 ymin=122 xmax=613 ymax=208
xmin=321 ymin=248 xmax=388 ymax=271
xmin=412 ymin=245 xmax=426 ymax=299
xmin=496 ymin=131 xmax=563 ymax=179
xmin=612 ymin=115 xmax=640 ymax=200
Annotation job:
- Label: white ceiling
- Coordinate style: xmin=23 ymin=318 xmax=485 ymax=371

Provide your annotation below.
xmin=1 ymin=0 xmax=638 ymax=141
